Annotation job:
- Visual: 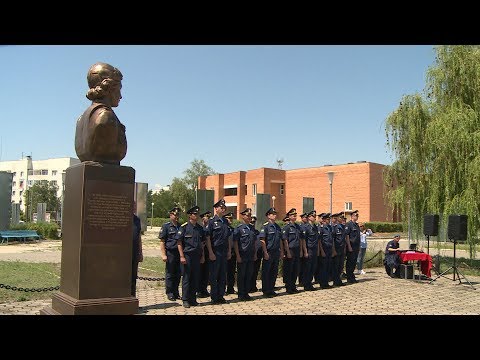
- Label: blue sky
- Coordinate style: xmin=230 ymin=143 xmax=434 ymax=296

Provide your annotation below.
xmin=0 ymin=45 xmax=435 ymax=190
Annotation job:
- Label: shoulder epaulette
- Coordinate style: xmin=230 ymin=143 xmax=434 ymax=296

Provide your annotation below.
xmin=181 ymin=222 xmax=188 ymax=227
xmin=263 ymin=222 xmax=268 ymax=226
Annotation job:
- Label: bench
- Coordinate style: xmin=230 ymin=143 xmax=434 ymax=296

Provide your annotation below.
xmin=0 ymin=230 xmax=41 ymax=244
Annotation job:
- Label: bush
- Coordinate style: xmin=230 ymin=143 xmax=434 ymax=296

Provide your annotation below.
xmin=365 ymin=222 xmax=403 ymax=233
xmin=9 ymin=222 xmax=60 ymax=240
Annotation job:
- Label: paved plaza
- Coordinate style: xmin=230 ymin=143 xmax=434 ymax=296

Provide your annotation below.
xmin=1 ymin=267 xmax=479 ymax=315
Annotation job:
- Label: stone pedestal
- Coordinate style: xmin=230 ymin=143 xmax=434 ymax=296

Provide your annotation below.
xmin=41 ymin=162 xmax=138 ymax=315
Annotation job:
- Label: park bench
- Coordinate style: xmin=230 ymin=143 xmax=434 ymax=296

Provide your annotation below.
xmin=0 ymin=230 xmax=41 ymax=244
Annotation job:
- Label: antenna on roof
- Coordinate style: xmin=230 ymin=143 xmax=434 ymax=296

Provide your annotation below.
xmin=276 ymin=157 xmax=284 ymax=170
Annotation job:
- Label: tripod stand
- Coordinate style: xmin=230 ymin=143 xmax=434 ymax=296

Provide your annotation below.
xmin=429 ymin=238 xmax=476 ymax=289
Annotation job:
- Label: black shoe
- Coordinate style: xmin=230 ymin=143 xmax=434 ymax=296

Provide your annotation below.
xmin=183 ymin=301 xmax=190 ymax=308
xmin=266 ymin=291 xmax=277 ymax=297
xmin=333 ymin=282 xmax=345 ymax=287
xmin=304 ymin=286 xmax=315 ymax=291
xmin=197 ymin=291 xmax=210 ymax=298
xmin=320 ymin=284 xmax=333 ymax=289
xmin=167 ymin=294 xmax=176 ymax=301
xmin=347 ymin=279 xmax=358 ymax=284
xmin=190 ymin=301 xmax=199 ymax=306
xmin=217 ymin=297 xmax=227 ymax=304
xmin=225 ymin=288 xmax=236 ymax=295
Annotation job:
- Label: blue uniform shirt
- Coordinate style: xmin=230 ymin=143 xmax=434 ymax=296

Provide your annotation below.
xmin=319 ymin=224 xmax=333 ymax=248
xmin=332 ymin=223 xmax=346 ymax=247
xmin=345 ymin=220 xmax=361 ymax=246
xmin=282 ymin=222 xmax=303 ymax=249
xmin=303 ymin=222 xmax=319 ymax=249
xmin=233 ymin=223 xmax=255 ymax=258
xmin=159 ymin=221 xmax=181 ymax=250
xmin=259 ymin=222 xmax=282 ymax=251
xmin=175 ymin=221 xmax=206 ymax=254
xmin=206 ymin=215 xmax=230 ymax=248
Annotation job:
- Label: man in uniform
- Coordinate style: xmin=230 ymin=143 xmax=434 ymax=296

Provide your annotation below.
xmin=197 ymin=211 xmax=212 ymax=298
xmin=303 ymin=210 xmax=319 ymax=291
xmin=331 ymin=212 xmax=346 ymax=286
xmin=318 ymin=213 xmax=333 ymax=289
xmin=224 ymin=212 xmax=236 ymax=295
xmin=249 ymin=216 xmax=262 ymax=293
xmin=233 ymin=208 xmax=256 ymax=301
xmin=205 ymin=199 xmax=230 ymax=304
xmin=281 ymin=214 xmax=290 ymax=285
xmin=282 ymin=208 xmax=303 ymax=294
xmin=159 ymin=207 xmax=182 ymax=301
xmin=298 ymin=212 xmax=309 ymax=287
xmin=259 ymin=207 xmax=283 ymax=297
xmin=345 ymin=210 xmax=361 ymax=284
xmin=175 ymin=206 xmax=206 ymax=308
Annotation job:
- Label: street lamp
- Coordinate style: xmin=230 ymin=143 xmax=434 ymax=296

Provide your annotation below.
xmin=271 ymin=195 xmax=276 ymax=208
xmin=151 ymin=202 xmax=154 ymax=229
xmin=326 ymin=171 xmax=335 ymax=216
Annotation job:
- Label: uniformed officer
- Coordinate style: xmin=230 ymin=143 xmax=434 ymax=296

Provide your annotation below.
xmin=249 ymin=216 xmax=262 ymax=293
xmin=345 ymin=210 xmax=361 ymax=284
xmin=259 ymin=207 xmax=283 ymax=297
xmin=281 ymin=214 xmax=290 ymax=285
xmin=331 ymin=212 xmax=346 ymax=286
xmin=159 ymin=207 xmax=182 ymax=301
xmin=314 ymin=213 xmax=325 ymax=284
xmin=297 ymin=212 xmax=309 ymax=287
xmin=302 ymin=210 xmax=319 ymax=291
xmin=197 ymin=211 xmax=212 ymax=298
xmin=282 ymin=208 xmax=303 ymax=294
xmin=318 ymin=212 xmax=333 ymax=289
xmin=205 ymin=199 xmax=230 ymax=304
xmin=175 ymin=206 xmax=206 ymax=308
xmin=233 ymin=208 xmax=256 ymax=301
xmin=224 ymin=212 xmax=236 ymax=295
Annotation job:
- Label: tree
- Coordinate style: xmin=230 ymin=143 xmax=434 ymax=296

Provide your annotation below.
xmin=24 ymin=181 xmax=61 ymax=221
xmin=384 ymin=45 xmax=480 ymax=252
xmin=170 ymin=177 xmax=194 ymax=213
xmin=183 ymin=159 xmax=215 ymax=191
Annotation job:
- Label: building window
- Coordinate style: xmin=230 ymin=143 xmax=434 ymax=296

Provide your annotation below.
xmin=345 ymin=202 xmax=352 ymax=210
xmin=12 ymin=191 xmax=15 ymax=196
xmin=224 ymin=188 xmax=237 ymax=196
xmin=19 ymin=190 xmax=23 ymax=197
xmin=28 ymin=180 xmax=33 ymax=186
xmin=245 ymin=185 xmax=247 ymax=195
xmin=20 ymin=171 xmax=24 ymax=177
xmin=52 ymin=170 xmax=57 ymax=176
xmin=13 ymin=181 xmax=16 ymax=187
xmin=252 ymin=184 xmax=257 ymax=196
xmin=280 ymin=184 xmax=285 ymax=195
xmin=12 ymin=172 xmax=16 ymax=177
xmin=51 ymin=180 xmax=57 ymax=186
xmin=19 ymin=180 xmax=24 ymax=188
xmin=252 ymin=203 xmax=256 ymax=216
xmin=41 ymin=169 xmax=48 ymax=175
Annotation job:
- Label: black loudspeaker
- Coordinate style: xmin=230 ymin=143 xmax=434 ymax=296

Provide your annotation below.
xmin=423 ymin=214 xmax=439 ymax=236
xmin=448 ymin=214 xmax=468 ymax=241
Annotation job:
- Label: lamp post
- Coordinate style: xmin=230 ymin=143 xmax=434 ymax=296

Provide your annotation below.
xmin=271 ymin=195 xmax=276 ymax=208
xmin=151 ymin=202 xmax=154 ymax=229
xmin=326 ymin=171 xmax=335 ymax=216
xmin=60 ymin=171 xmax=66 ymax=234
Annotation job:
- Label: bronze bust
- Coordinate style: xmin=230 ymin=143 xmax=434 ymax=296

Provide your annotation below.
xmin=75 ymin=62 xmax=127 ymax=165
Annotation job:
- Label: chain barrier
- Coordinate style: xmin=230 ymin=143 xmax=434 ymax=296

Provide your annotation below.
xmin=137 ymin=276 xmax=164 ymax=281
xmin=0 ymin=283 xmax=59 ymax=292
xmin=363 ymin=250 xmax=383 ymax=264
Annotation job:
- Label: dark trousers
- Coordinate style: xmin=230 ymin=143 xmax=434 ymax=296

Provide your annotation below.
xmin=314 ymin=255 xmax=322 ymax=283
xmin=261 ymin=250 xmax=280 ymax=294
xmin=332 ymin=245 xmax=345 ymax=285
xmin=319 ymin=246 xmax=333 ymax=287
xmin=226 ymin=251 xmax=237 ymax=291
xmin=198 ymin=257 xmax=210 ymax=294
xmin=237 ymin=256 xmax=254 ymax=298
xmin=346 ymin=246 xmax=360 ymax=282
xmin=181 ymin=252 xmax=200 ymax=303
xmin=131 ymin=260 xmax=139 ymax=296
xmin=283 ymin=247 xmax=300 ymax=292
xmin=209 ymin=245 xmax=227 ymax=301
xmin=298 ymin=255 xmax=306 ymax=286
xmin=303 ymin=247 xmax=318 ymax=289
xmin=165 ymin=249 xmax=181 ymax=297
xmin=250 ymin=248 xmax=263 ymax=292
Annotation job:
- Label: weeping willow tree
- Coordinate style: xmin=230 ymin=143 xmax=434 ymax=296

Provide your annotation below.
xmin=385 ymin=45 xmax=480 ymax=254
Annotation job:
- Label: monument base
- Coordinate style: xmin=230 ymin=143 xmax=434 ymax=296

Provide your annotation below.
xmin=40 ymin=292 xmax=138 ymax=315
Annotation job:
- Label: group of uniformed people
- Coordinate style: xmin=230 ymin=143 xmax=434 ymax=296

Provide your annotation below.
xmin=159 ymin=198 xmax=361 ymax=308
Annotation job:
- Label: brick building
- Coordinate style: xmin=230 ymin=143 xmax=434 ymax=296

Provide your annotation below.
xmin=198 ymin=161 xmax=393 ymax=223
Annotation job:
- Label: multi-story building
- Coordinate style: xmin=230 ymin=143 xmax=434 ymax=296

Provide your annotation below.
xmin=198 ymin=161 xmax=394 ymax=223
xmin=0 ymin=156 xmax=81 ymax=212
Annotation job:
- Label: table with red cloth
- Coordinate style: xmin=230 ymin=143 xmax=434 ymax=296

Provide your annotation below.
xmin=398 ymin=251 xmax=432 ymax=278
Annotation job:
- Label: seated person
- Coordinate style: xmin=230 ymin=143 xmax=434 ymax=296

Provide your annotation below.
xmin=384 ymin=234 xmax=401 ymax=278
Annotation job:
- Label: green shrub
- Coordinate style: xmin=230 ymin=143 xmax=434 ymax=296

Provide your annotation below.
xmin=365 ymin=222 xmax=403 ymax=233
xmin=9 ymin=222 xmax=59 ymax=239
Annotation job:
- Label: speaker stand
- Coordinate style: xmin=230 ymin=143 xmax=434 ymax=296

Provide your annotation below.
xmin=429 ymin=239 xmax=476 ymax=289
xmin=426 ymin=235 xmax=430 ymax=255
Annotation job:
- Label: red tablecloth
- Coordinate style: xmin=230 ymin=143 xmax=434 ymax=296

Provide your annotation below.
xmin=398 ymin=251 xmax=432 ymax=278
